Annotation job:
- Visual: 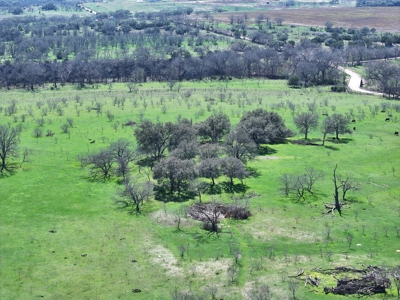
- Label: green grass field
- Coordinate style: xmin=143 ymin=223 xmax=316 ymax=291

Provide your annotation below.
xmin=1 ymin=80 xmax=400 ymax=299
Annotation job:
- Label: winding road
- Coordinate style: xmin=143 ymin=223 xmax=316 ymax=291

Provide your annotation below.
xmin=71 ymin=7 xmax=387 ymax=97
xmin=338 ymin=66 xmax=384 ymax=96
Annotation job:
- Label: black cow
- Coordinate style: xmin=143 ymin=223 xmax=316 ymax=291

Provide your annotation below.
xmin=395 ymin=132 xmax=399 ymax=136
xmin=385 ymin=118 xmax=390 ymax=122
xmin=351 ymin=119 xmax=356 ymax=123
xmin=353 ymin=127 xmax=356 ymax=131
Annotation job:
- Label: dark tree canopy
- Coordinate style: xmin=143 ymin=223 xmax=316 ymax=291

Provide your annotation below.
xmin=294 ymin=112 xmax=319 ymax=139
xmin=169 ymin=140 xmax=199 ymax=160
xmin=198 ymin=143 xmax=222 ymax=160
xmin=325 ymin=113 xmax=352 ymax=140
xmin=134 ymin=120 xmax=174 ymax=161
xmin=153 ymin=156 xmax=197 ymax=195
xmin=224 ymin=126 xmax=257 ymax=163
xmin=239 ymin=109 xmax=294 ymax=146
xmin=220 ymin=156 xmax=247 ymax=187
xmin=197 ymin=113 xmax=231 ymax=143
xmin=197 ymin=157 xmax=221 ymax=186
xmin=168 ymin=118 xmax=197 ymax=151
xmin=41 ymin=3 xmax=57 ymax=11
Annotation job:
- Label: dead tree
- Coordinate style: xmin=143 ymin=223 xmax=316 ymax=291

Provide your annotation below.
xmin=332 ymin=164 xmax=342 ymax=216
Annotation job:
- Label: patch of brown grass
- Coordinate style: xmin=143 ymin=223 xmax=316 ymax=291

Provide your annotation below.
xmin=215 ymin=7 xmax=400 ymax=32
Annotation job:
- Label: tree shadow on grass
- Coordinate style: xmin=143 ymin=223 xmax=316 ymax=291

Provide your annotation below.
xmin=257 ymin=145 xmax=277 ymax=155
xmin=154 ymin=187 xmax=196 ymax=203
xmin=326 ymin=137 xmax=353 ymax=144
xmin=219 ymin=181 xmax=249 ymax=194
xmin=204 ymin=184 xmax=222 ymax=195
xmin=324 ymin=145 xmax=340 ymax=151
xmin=0 ymin=164 xmax=18 ymax=177
xmin=246 ymin=166 xmax=261 ymax=178
xmin=192 ymin=231 xmax=221 ymax=244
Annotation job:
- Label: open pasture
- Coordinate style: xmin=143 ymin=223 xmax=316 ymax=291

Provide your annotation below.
xmin=215 ymin=6 xmax=400 ymax=32
xmin=1 ymin=80 xmax=400 ymax=299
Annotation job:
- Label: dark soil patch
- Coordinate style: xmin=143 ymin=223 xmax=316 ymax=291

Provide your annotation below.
xmin=187 ymin=202 xmax=251 ymax=222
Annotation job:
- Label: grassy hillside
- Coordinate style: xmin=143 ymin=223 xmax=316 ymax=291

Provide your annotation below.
xmin=1 ymin=80 xmax=399 ymax=299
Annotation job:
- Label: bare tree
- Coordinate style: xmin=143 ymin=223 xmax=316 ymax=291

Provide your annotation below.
xmin=20 ymin=148 xmax=32 ymax=168
xmin=189 ymin=178 xmax=209 ymax=203
xmin=173 ymin=205 xmax=189 ymax=231
xmin=288 ymin=279 xmax=300 ymax=300
xmin=195 ymin=201 xmax=223 ymax=236
xmin=205 ymin=284 xmax=218 ymax=299
xmin=83 ymin=148 xmax=115 ymax=180
xmin=249 ymin=282 xmax=273 ymax=300
xmin=275 ymin=17 xmax=284 ymax=26
xmin=305 ymin=167 xmax=324 ymax=193
xmin=255 ymin=14 xmax=264 ymax=29
xmin=115 ymin=178 xmax=154 ymax=214
xmin=0 ymin=124 xmax=20 ymax=173
xmin=32 ymin=127 xmax=43 ymax=139
xmin=321 ymin=117 xmax=331 ymax=146
xmin=338 ymin=175 xmax=361 ymax=200
xmin=109 ymin=139 xmax=137 ymax=179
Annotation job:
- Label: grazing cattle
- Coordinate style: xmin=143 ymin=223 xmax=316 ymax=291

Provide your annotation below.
xmin=90 ymin=140 xmax=95 ymax=144
xmin=395 ymin=132 xmax=399 ymax=136
xmin=385 ymin=118 xmax=390 ymax=122
xmin=381 ymin=110 xmax=386 ymax=113
xmin=133 ymin=289 xmax=141 ymax=293
xmin=351 ymin=119 xmax=356 ymax=123
xmin=353 ymin=127 xmax=356 ymax=131
xmin=322 ymin=113 xmax=328 ymax=116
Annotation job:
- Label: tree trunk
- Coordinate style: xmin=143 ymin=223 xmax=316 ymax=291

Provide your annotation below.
xmin=332 ymin=164 xmax=342 ymax=216
xmin=322 ymin=132 xmax=327 ymax=146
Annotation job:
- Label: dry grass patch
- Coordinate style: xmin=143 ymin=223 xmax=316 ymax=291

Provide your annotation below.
xmin=215 ymin=7 xmax=400 ymax=32
xmin=149 ymin=245 xmax=183 ymax=277
xmin=251 ymin=215 xmax=318 ymax=242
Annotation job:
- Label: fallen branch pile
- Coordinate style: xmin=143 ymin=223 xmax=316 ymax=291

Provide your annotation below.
xmin=322 ymin=202 xmax=347 ymax=216
xmin=323 ymin=266 xmax=391 ymax=296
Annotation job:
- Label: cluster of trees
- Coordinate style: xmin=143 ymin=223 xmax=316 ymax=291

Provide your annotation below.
xmin=366 ymin=61 xmax=400 ymax=98
xmin=293 ymin=111 xmax=352 ymax=143
xmin=1 ymin=0 xmax=80 ymax=15
xmin=356 ymin=0 xmax=400 ymax=6
xmin=81 ymin=109 xmax=293 ymax=209
xmin=280 ymin=164 xmax=360 ymax=216
xmin=279 ymin=167 xmax=324 ymax=202
xmin=81 ymin=138 xmax=137 ymax=180
xmin=0 ymin=11 xmax=398 ymax=89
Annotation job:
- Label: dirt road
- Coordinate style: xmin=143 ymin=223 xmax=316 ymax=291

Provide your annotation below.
xmin=338 ymin=66 xmax=384 ymax=96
